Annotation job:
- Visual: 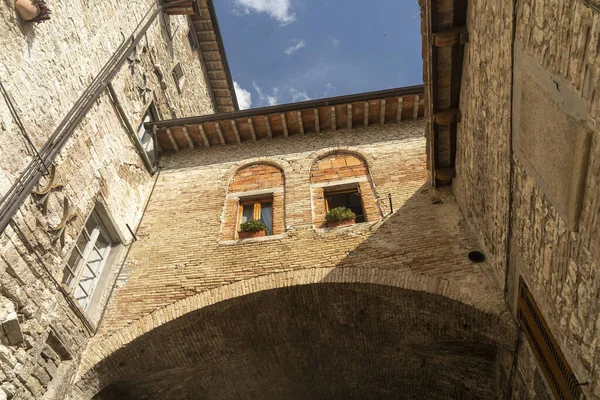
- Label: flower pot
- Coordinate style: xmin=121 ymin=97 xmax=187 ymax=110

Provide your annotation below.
xmin=238 ymin=230 xmax=266 ymax=239
xmin=15 ymin=0 xmax=50 ymax=23
xmin=327 ymin=219 xmax=356 ymax=228
xmin=15 ymin=0 xmax=40 ymax=20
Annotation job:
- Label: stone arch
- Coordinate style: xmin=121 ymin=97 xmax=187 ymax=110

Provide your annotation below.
xmin=309 ymin=150 xmax=382 ymax=227
xmin=75 ymin=267 xmax=516 ymax=399
xmin=220 ymin=160 xmax=286 ymax=240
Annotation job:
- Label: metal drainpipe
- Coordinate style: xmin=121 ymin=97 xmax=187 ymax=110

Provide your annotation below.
xmin=505 ymin=0 xmax=520 ymax=397
xmin=94 ymin=168 xmax=162 ymax=335
xmin=107 ymin=82 xmax=157 ymax=174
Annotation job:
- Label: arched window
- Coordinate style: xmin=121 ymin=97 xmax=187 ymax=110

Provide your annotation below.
xmin=222 ymin=163 xmax=285 ymax=240
xmin=310 ymin=152 xmax=380 ymax=228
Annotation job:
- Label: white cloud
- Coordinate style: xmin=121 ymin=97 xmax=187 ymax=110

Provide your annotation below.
xmin=234 ymin=81 xmax=252 ymax=110
xmin=328 ymin=37 xmax=340 ymax=47
xmin=253 ymin=81 xmax=279 ymax=106
xmin=323 ymin=83 xmax=336 ymax=97
xmin=290 ymin=88 xmax=310 ymax=102
xmin=284 ymin=39 xmax=306 ymax=56
xmin=233 ymin=0 xmax=295 ymax=25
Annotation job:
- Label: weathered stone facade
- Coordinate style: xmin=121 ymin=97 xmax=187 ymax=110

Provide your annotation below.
xmin=451 ymin=0 xmax=600 ymax=398
xmin=453 ymin=0 xmax=514 ymax=287
xmin=0 ymin=1 xmax=217 ymax=397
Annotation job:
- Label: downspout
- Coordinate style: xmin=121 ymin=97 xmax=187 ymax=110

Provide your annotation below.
xmin=107 ymin=82 xmax=157 ymax=174
xmin=504 ymin=0 xmax=520 ymax=397
xmin=94 ymin=168 xmax=162 ymax=335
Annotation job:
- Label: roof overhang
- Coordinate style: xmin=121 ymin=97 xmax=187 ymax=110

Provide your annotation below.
xmin=188 ymin=0 xmax=239 ymax=112
xmin=420 ymin=0 xmax=468 ymax=186
xmin=146 ymin=85 xmax=424 ymax=153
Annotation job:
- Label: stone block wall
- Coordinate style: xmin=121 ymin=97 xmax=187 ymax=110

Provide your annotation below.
xmin=507 ymin=0 xmax=600 ymax=398
xmin=453 ymin=0 xmax=514 ymax=287
xmin=454 ymin=0 xmax=600 ymax=397
xmin=0 ymin=1 xmax=216 ymax=397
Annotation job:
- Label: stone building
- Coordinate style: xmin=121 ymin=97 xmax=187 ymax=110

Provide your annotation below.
xmin=0 ymin=0 xmax=598 ymax=399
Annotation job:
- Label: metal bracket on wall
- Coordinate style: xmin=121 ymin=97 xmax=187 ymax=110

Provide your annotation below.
xmin=31 ymin=165 xmax=64 ymax=214
xmin=49 ymin=197 xmax=77 ymax=248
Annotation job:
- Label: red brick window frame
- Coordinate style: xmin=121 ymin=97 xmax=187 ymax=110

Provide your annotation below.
xmin=310 ymin=153 xmax=380 ymax=228
xmin=221 ymin=163 xmax=285 ymax=241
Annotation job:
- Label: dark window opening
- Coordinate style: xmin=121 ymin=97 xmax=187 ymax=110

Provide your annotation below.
xmin=187 ymin=30 xmax=197 ymax=50
xmin=239 ymin=198 xmax=274 ymax=236
xmin=172 ymin=62 xmax=185 ymax=94
xmin=325 ymin=189 xmax=365 ymax=223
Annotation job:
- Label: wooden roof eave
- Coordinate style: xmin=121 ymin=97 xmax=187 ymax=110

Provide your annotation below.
xmin=189 ymin=0 xmax=239 ymax=113
xmin=148 ymin=86 xmax=426 ymax=153
xmin=421 ymin=0 xmax=469 ymax=187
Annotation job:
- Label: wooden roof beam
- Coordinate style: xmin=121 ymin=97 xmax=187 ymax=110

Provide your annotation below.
xmin=264 ymin=116 xmax=273 ymax=139
xmin=433 ymin=26 xmax=469 ymax=47
xmin=297 ymin=111 xmax=304 ymax=135
xmin=166 ymin=128 xmax=179 ymax=152
xmin=348 ymin=104 xmax=353 ymax=129
xmin=215 ymin=122 xmax=226 ymax=145
xmin=248 ymin=117 xmax=257 ymax=142
xmin=198 ymin=124 xmax=210 ymax=148
xmin=231 ymin=120 xmax=241 ymax=144
xmin=182 ymin=126 xmax=194 ymax=150
xmin=433 ymin=109 xmax=462 ymax=125
xmin=281 ymin=113 xmax=288 ymax=138
xmin=413 ymin=94 xmax=420 ymax=120
xmin=397 ymin=97 xmax=403 ymax=122
xmin=331 ymin=106 xmax=337 ymax=131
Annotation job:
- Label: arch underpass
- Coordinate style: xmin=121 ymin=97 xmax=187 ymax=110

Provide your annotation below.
xmin=76 ymin=268 xmax=517 ymax=400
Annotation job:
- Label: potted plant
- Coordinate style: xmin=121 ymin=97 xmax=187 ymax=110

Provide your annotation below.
xmin=15 ymin=0 xmax=51 ymax=23
xmin=325 ymin=207 xmax=356 ymax=228
xmin=238 ymin=219 xmax=267 ymax=239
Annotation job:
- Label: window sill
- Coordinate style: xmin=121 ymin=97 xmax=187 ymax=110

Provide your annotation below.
xmin=219 ymin=233 xmax=286 ymax=246
xmin=314 ymin=221 xmax=379 ymax=234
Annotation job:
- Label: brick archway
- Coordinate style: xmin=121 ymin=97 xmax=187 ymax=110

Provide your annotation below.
xmin=73 ymin=267 xmax=517 ymax=399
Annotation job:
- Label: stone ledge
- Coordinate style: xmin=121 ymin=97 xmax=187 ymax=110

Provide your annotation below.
xmin=218 ymin=233 xmax=287 ymax=246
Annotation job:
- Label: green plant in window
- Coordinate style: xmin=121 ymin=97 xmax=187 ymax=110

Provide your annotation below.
xmin=325 ymin=207 xmax=356 ymax=222
xmin=239 ymin=219 xmax=267 ymax=233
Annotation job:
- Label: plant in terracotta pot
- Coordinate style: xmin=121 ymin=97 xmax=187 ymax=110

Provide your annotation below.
xmin=238 ymin=219 xmax=267 ymax=239
xmin=325 ymin=207 xmax=356 ymax=228
xmin=15 ymin=0 xmax=51 ymax=23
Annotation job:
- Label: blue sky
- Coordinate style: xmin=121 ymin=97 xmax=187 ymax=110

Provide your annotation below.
xmin=214 ymin=0 xmax=423 ymax=109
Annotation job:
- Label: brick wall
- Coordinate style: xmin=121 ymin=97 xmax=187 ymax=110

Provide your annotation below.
xmin=76 ymin=120 xmax=515 ymax=396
